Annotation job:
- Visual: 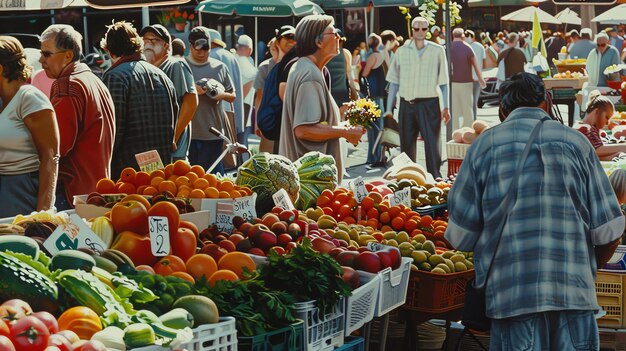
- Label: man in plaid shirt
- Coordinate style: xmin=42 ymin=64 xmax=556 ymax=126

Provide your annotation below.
xmin=445 ymin=73 xmax=624 ymax=350
xmin=101 ymin=21 xmax=178 ymax=177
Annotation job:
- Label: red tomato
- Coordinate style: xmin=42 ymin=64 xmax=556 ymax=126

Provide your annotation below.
xmin=111 ymin=200 xmax=149 ymax=235
xmin=9 ymin=316 xmax=50 ymax=351
xmin=0 ymin=299 xmax=32 ymax=321
xmin=72 ymin=340 xmax=106 ymax=351
xmin=0 ymin=335 xmax=15 ymax=351
xmin=147 ymin=201 xmax=180 ymax=238
xmin=0 ymin=319 xmax=9 ymax=337
xmin=31 ymin=312 xmax=58 ymax=335
xmin=44 ymin=347 xmax=61 ymax=351
xmin=47 ymin=334 xmax=72 ymax=351
xmin=153 ymin=255 xmax=187 ymax=276
xmin=171 ymin=227 xmax=197 ymax=263
xmin=110 ymin=230 xmax=157 ymax=266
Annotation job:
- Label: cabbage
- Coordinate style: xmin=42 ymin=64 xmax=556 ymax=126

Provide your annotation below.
xmin=294 ymin=152 xmax=338 ymax=210
xmin=236 ymin=153 xmax=300 ymax=214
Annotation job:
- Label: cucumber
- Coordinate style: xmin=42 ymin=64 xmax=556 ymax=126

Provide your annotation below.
xmin=0 ymin=235 xmax=39 ymax=258
xmin=50 ymin=250 xmax=96 ymax=272
xmin=0 ymin=251 xmax=57 ymax=312
xmin=92 ymin=254 xmax=117 ymax=273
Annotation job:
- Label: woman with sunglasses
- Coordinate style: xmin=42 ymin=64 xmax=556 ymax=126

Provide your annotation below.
xmin=0 ymin=36 xmax=59 ymax=217
xmin=586 ymin=32 xmax=621 ymax=87
xmin=577 ymin=90 xmax=626 ymax=160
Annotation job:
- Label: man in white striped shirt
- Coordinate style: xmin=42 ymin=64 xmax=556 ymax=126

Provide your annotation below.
xmin=386 ymin=17 xmax=449 ymax=178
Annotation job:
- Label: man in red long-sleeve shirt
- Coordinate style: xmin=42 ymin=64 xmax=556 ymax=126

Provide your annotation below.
xmin=40 ymin=24 xmax=116 ymax=209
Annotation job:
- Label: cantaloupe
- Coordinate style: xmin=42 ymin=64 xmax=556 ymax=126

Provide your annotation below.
xmin=452 ymin=129 xmax=464 ymax=143
xmin=462 ymin=131 xmax=478 ymax=144
xmin=472 ymin=120 xmax=489 ymax=134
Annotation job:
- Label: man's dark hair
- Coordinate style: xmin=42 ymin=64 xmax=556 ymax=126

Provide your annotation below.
xmin=499 ymin=72 xmax=545 ymax=116
xmin=100 ymin=21 xmax=142 ymax=57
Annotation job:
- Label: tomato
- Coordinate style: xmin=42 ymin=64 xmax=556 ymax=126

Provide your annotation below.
xmin=111 ymin=200 xmax=149 ymax=235
xmin=72 ymin=340 xmax=106 ymax=351
xmin=179 ymin=220 xmax=199 ymax=239
xmin=55 ymin=331 xmax=79 ymax=345
xmin=0 ymin=319 xmax=9 ymax=337
xmin=171 ymin=227 xmax=197 ymax=263
xmin=31 ymin=312 xmax=58 ymax=335
xmin=57 ymin=307 xmax=102 ymax=341
xmin=147 ymin=201 xmax=180 ymax=238
xmin=0 ymin=299 xmax=32 ymax=321
xmin=44 ymin=347 xmax=61 ymax=351
xmin=47 ymin=334 xmax=72 ymax=351
xmin=120 ymin=194 xmax=151 ymax=210
xmin=9 ymin=316 xmax=50 ymax=351
xmin=0 ymin=335 xmax=15 ymax=351
xmin=153 ymin=255 xmax=187 ymax=276
xmin=110 ymin=230 xmax=157 ymax=266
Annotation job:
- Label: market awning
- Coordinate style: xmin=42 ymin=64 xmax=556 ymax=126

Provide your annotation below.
xmin=196 ymin=0 xmax=324 ymax=17
xmin=85 ymin=0 xmax=190 ymax=8
xmin=467 ymin=0 xmax=546 ymax=7
xmin=555 ymin=8 xmax=581 ymax=26
xmin=592 ymin=3 xmax=626 ymax=25
xmin=501 ymin=6 xmax=561 ymax=24
xmin=0 ymin=0 xmax=79 ymax=11
xmin=311 ymin=0 xmax=418 ymax=9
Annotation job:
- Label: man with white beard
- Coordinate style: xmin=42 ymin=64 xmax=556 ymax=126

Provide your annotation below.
xmin=141 ymin=24 xmax=198 ymax=161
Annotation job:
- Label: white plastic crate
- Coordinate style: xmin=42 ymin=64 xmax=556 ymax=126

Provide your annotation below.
xmin=293 ymin=299 xmax=345 ymax=351
xmin=597 ymin=271 xmax=626 ymax=329
xmin=446 ymin=142 xmax=470 ymax=159
xmin=133 ymin=317 xmax=238 ymax=351
xmin=359 ymin=257 xmax=412 ymax=317
xmin=345 ymin=273 xmax=380 ymax=336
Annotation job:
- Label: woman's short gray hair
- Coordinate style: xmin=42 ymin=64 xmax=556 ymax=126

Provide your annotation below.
xmin=41 ymin=24 xmax=83 ymax=62
xmin=295 ymin=14 xmax=334 ymax=57
xmin=609 ymin=168 xmax=626 ymax=202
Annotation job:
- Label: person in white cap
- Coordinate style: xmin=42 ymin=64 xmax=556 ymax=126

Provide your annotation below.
xmin=235 ymin=34 xmax=258 ymax=148
xmin=569 ymin=28 xmax=596 ymax=60
xmin=586 ymin=32 xmax=620 ymax=87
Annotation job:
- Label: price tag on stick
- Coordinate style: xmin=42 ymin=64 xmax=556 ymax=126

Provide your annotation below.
xmin=392 ymin=152 xmax=413 ymax=166
xmin=135 ymin=150 xmax=164 ymax=173
xmin=389 ymin=187 xmax=411 ymax=207
xmin=215 ymin=202 xmax=235 ymax=233
xmin=349 ymin=176 xmax=368 ymax=204
xmin=272 ymin=189 xmax=295 ymax=210
xmin=233 ymin=197 xmax=256 ymax=222
xmin=44 ymin=214 xmax=108 ymax=255
xmin=149 ymin=216 xmax=170 ymax=256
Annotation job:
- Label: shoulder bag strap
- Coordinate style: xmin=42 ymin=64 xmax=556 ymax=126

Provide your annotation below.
xmin=477 ymin=116 xmax=550 ymax=289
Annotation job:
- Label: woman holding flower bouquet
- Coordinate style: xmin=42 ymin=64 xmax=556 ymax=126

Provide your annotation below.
xmin=278 ymin=15 xmax=366 ymax=181
xmin=361 ymin=33 xmax=386 ymax=167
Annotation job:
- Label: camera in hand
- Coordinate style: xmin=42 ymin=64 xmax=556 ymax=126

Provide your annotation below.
xmin=196 ymin=78 xmax=225 ymax=99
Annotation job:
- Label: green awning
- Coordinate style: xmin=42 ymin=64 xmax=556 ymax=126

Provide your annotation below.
xmin=196 ymin=0 xmax=324 ymax=17
xmin=467 ymin=0 xmax=542 ymax=7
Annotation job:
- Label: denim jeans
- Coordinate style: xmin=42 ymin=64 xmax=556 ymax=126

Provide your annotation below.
xmin=188 ymin=139 xmax=225 ymax=175
xmin=490 ymin=310 xmax=598 ymax=351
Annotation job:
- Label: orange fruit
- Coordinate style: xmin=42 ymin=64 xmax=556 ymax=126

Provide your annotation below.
xmin=321 ymin=189 xmax=335 ymax=200
xmin=405 ymin=219 xmax=419 ymax=232
xmin=217 ymin=252 xmax=256 ymax=279
xmin=158 ymin=180 xmax=177 ymax=194
xmin=177 ymin=188 xmax=191 ymax=198
xmin=185 ymin=172 xmax=199 ymax=184
xmin=190 ymin=165 xmax=206 ymax=178
xmin=150 ymin=176 xmax=165 ymax=188
xmin=136 ymin=185 xmax=148 ymax=194
xmin=366 ymin=207 xmax=379 ymax=220
xmin=203 ymin=173 xmax=218 ymax=187
xmin=218 ymin=180 xmax=235 ymax=192
xmin=185 ymin=254 xmax=218 ymax=281
xmin=142 ymin=186 xmax=158 ymax=196
xmin=150 ymin=169 xmax=165 ymax=179
xmin=391 ymin=217 xmax=405 ymax=231
xmin=229 ymin=190 xmax=242 ymax=198
xmin=175 ymin=176 xmax=191 ymax=188
xmin=173 ymin=160 xmax=191 ymax=176
xmin=204 ymin=187 xmax=219 ymax=198
xmin=119 ymin=167 xmax=137 ymax=184
xmin=121 ymin=194 xmax=151 ymax=210
xmin=420 ymin=215 xmax=433 ymax=227
xmin=238 ymin=186 xmax=252 ymax=196
xmin=208 ymin=269 xmax=239 ymax=286
xmin=317 ymin=195 xmax=332 ymax=208
xmin=367 ymin=218 xmax=379 ymax=230
xmin=379 ymin=211 xmax=391 ymax=224
xmin=96 ymin=178 xmax=116 ymax=194
xmin=193 ymin=178 xmax=209 ymax=189
xmin=134 ymin=171 xmax=151 ymax=186
xmin=343 ymin=216 xmax=357 ymax=225
xmin=218 ymin=191 xmax=231 ymax=198
xmin=170 ymin=271 xmax=195 ymax=284
xmin=164 ymin=164 xmax=174 ymax=178
xmin=336 ymin=192 xmax=351 ymax=205
xmin=168 ymin=174 xmax=179 ymax=182
xmin=361 ymin=196 xmax=375 ymax=211
xmin=189 ymin=189 xmax=206 ymax=198
xmin=117 ymin=182 xmax=136 ymax=195
xmin=388 ymin=206 xmax=401 ymax=218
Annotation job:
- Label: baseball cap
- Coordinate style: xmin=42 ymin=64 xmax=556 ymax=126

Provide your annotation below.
xmin=140 ymin=24 xmax=171 ymax=44
xmin=189 ymin=26 xmax=211 ymax=50
xmin=236 ymin=34 xmax=253 ymax=52
xmin=207 ymin=28 xmax=226 ymax=48
xmin=581 ymin=28 xmax=593 ymax=36
xmin=605 ymin=27 xmax=616 ymax=33
xmin=567 ymin=29 xmax=579 ymax=37
xmin=276 ymin=25 xmax=296 ymax=38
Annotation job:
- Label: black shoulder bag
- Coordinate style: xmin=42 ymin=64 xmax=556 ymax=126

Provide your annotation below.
xmin=461 ymin=116 xmax=550 ymax=333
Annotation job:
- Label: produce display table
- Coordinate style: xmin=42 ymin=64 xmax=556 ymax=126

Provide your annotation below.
xmin=402 ymin=307 xmax=464 ymax=351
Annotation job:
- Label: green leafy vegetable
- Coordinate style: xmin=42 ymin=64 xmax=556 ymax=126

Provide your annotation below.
xmin=294 ymin=151 xmax=338 ymax=210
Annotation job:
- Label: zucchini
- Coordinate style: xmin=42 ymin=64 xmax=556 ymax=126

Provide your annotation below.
xmin=0 ymin=251 xmax=57 ymax=312
xmin=92 ymin=254 xmax=117 ymax=273
xmin=51 ymin=250 xmax=96 ymax=272
xmin=0 ymin=235 xmax=39 ymax=258
xmin=123 ymin=323 xmax=155 ymax=348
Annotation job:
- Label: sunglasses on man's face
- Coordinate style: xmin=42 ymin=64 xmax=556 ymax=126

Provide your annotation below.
xmin=413 ymin=27 xmax=429 ymax=32
xmin=598 ymin=43 xmax=607 ymax=47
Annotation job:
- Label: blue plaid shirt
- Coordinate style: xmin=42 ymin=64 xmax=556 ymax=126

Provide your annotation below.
xmin=445 ymin=107 xmax=625 ymax=319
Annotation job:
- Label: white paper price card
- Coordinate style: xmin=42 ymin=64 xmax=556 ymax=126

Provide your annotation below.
xmin=215 ymin=202 xmax=234 ymax=232
xmin=272 ymin=188 xmax=295 ymax=210
xmin=233 ymin=197 xmax=256 ymax=222
xmin=367 ymin=241 xmax=387 ymax=252
xmin=389 ymin=187 xmax=411 ymax=207
xmin=392 ymin=152 xmax=413 ymax=166
xmin=44 ymin=214 xmax=108 ymax=255
xmin=135 ymin=150 xmax=164 ymax=173
xmin=149 ymin=216 xmax=170 ymax=256
xmin=350 ymin=176 xmax=368 ymax=204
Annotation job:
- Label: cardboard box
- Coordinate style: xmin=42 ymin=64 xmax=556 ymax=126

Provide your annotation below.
xmin=543 ymin=76 xmax=587 ymax=89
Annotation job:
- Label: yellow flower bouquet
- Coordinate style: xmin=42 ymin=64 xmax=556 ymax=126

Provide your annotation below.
xmin=344 ymin=98 xmax=381 ymax=129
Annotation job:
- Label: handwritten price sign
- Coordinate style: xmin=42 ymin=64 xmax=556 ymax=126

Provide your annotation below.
xmin=215 ymin=203 xmax=234 ymax=232
xmin=233 ymin=197 xmax=256 ymax=222
xmin=389 ymin=187 xmax=411 ymax=207
xmin=350 ymin=177 xmax=368 ymax=204
xmin=149 ymin=216 xmax=170 ymax=256
xmin=135 ymin=150 xmax=164 ymax=173
xmin=44 ymin=215 xmax=107 ymax=255
xmin=272 ymin=189 xmax=295 ymax=210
